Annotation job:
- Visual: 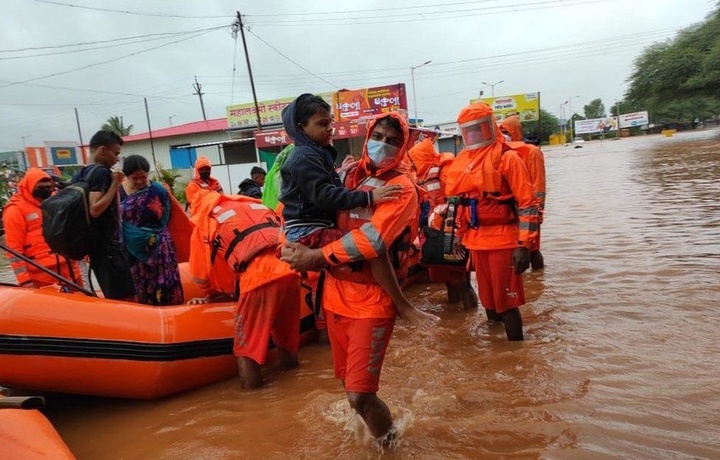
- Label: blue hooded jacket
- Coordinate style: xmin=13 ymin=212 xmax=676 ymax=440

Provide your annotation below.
xmin=279 ymin=95 xmax=370 ymax=230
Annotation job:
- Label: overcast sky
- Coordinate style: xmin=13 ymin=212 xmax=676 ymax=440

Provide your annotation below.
xmin=0 ymin=0 xmax=716 ymax=151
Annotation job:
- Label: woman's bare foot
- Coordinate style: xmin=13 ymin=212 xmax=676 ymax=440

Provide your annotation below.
xmin=396 ymin=303 xmax=440 ymax=330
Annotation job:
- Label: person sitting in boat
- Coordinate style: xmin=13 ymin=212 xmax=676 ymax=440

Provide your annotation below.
xmin=120 ymin=155 xmax=184 ymax=306
xmin=2 ymin=168 xmax=83 ymax=289
xmin=237 ymin=166 xmax=266 ymax=199
xmin=186 ymin=189 xmax=300 ymax=389
xmin=184 ymin=156 xmax=223 ymax=215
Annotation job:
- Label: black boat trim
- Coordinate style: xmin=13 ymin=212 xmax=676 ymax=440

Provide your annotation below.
xmin=0 ymin=315 xmax=315 ymax=362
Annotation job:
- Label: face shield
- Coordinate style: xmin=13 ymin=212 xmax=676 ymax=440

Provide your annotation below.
xmin=459 ymin=115 xmax=496 ymax=149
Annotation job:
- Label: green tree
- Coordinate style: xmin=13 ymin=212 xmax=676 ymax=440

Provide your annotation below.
xmin=523 ymin=108 xmax=560 ymax=143
xmin=583 ymin=98 xmax=606 ymax=119
xmin=101 ymin=116 xmax=134 ymax=136
xmin=625 ymin=4 xmax=720 ymax=124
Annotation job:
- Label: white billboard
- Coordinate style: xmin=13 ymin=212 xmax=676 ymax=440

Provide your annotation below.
xmin=619 ymin=111 xmax=649 ymax=128
xmin=574 ymin=117 xmax=618 ymax=135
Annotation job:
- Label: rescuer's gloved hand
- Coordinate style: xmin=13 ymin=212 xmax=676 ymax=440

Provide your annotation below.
xmin=512 ymin=246 xmax=530 ymax=274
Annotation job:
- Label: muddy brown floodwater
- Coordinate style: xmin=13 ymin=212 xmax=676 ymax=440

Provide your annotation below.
xmin=4 ymin=129 xmax=720 ymax=459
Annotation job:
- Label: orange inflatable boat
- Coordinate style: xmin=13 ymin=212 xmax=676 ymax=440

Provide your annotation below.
xmin=0 ymin=264 xmax=315 ymax=400
xmin=0 ymin=395 xmax=75 ymax=460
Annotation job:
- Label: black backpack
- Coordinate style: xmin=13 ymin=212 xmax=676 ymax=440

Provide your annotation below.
xmin=41 ymin=165 xmax=100 ymax=260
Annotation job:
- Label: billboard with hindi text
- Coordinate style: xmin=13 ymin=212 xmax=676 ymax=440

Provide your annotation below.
xmin=618 ymin=111 xmax=649 ymax=128
xmin=470 ymin=92 xmax=540 ymax=123
xmin=334 ymin=83 xmax=407 ymax=122
xmin=574 ymin=117 xmax=619 ymax=135
xmin=226 ymin=97 xmax=294 ymax=129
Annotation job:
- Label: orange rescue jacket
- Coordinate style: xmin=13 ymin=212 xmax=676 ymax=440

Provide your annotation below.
xmin=444 ymin=105 xmax=539 ymax=251
xmin=507 ymin=141 xmax=546 ymax=222
xmin=2 ymin=169 xmax=81 ymax=287
xmin=189 ymin=191 xmax=289 ymax=296
xmin=407 ymin=138 xmax=455 ymax=208
xmin=321 ymin=113 xmax=418 ymax=319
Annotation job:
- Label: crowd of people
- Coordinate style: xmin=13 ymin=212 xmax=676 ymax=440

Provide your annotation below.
xmin=1 ymin=97 xmax=546 ymax=447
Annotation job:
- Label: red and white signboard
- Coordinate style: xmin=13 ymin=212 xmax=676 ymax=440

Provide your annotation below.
xmin=618 ymin=111 xmax=649 ymax=128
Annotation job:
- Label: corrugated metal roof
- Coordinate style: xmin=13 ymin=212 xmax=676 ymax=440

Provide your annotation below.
xmin=123 ymin=117 xmax=229 ymax=142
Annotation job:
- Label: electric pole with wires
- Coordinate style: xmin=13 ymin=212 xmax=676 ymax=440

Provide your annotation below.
xmin=233 ymin=11 xmax=262 ymax=129
xmin=192 ymin=76 xmax=207 ymax=121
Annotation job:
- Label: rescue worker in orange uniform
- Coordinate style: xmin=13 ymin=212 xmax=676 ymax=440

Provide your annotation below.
xmin=408 ymin=137 xmax=478 ymax=310
xmin=2 ymin=168 xmax=83 ymax=288
xmin=187 ymin=189 xmax=300 ymax=389
xmin=444 ymin=103 xmax=540 ymax=341
xmin=281 ymin=113 xmax=419 ymax=445
xmin=499 ymin=114 xmax=546 ymax=270
xmin=184 ymin=156 xmax=224 ymax=214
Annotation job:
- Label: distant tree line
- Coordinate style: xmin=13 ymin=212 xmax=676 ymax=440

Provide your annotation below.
xmin=620 ymin=2 xmax=720 ymax=126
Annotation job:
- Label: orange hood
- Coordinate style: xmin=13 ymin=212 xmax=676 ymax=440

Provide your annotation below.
xmin=499 ymin=114 xmax=523 ymax=142
xmin=444 ymin=102 xmax=503 ymax=195
xmin=193 ymin=156 xmax=212 ymax=179
xmin=407 ymin=138 xmax=438 ymax=179
xmin=350 ymin=112 xmax=412 ymax=188
xmin=13 ymin=168 xmax=51 ymax=206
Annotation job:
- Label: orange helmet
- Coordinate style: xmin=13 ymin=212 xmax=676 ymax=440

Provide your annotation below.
xmin=457 ymin=102 xmax=499 ymax=150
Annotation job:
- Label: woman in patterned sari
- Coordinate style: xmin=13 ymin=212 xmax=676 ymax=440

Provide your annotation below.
xmin=120 ymin=155 xmax=183 ymax=306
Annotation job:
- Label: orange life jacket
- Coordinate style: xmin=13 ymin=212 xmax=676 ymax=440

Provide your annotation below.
xmin=3 ymin=198 xmax=70 ymax=286
xmin=332 ymin=170 xmax=414 ymax=284
xmin=419 ymin=165 xmax=444 ymax=205
xmin=209 ymin=201 xmax=280 ymax=273
xmin=446 ymin=143 xmax=518 ymax=227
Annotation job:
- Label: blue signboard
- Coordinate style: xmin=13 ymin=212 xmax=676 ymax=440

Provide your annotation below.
xmin=50 ymin=146 xmax=78 ymax=165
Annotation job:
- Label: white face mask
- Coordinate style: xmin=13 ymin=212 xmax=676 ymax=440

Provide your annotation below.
xmin=366 ymin=139 xmax=399 ymax=168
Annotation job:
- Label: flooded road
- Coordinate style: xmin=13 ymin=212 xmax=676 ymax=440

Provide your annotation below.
xmin=5 ymin=129 xmax=720 ymax=459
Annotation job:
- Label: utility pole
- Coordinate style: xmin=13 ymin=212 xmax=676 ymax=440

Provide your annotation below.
xmin=74 ymin=107 xmax=85 ymax=162
xmin=144 ymin=97 xmax=158 ymax=171
xmin=192 ymin=76 xmax=207 ymax=121
xmin=235 ymin=11 xmax=263 ymax=129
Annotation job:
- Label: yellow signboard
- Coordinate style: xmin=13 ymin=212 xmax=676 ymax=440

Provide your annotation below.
xmin=470 ymin=92 xmax=540 ymax=123
xmin=226 ymin=92 xmax=335 ymax=129
xmin=227 ymin=97 xmax=294 ymax=128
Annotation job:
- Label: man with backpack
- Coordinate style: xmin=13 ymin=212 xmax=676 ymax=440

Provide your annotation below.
xmin=84 ymin=130 xmax=136 ymax=301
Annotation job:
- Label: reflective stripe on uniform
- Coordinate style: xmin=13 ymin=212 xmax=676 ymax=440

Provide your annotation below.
xmin=340 ymin=233 xmax=363 ymax=261
xmin=518 ymin=207 xmax=539 ymax=217
xmin=359 ymin=223 xmax=386 ymax=254
xmin=519 ymin=221 xmax=539 ymax=232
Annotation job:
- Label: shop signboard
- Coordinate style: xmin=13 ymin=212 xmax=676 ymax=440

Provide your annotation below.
xmin=618 ymin=111 xmax=649 ymax=128
xmin=334 ymin=83 xmax=407 ymax=122
xmin=471 ymin=92 xmax=540 ymax=123
xmin=574 ymin=117 xmax=619 ymax=135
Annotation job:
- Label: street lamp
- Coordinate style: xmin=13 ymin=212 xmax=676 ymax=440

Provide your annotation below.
xmin=21 ymin=134 xmax=31 ymax=150
xmin=481 ymin=80 xmax=504 ymax=97
xmin=169 ymin=115 xmax=176 ymax=127
xmin=567 ymin=95 xmax=580 ymax=142
xmin=411 ymin=59 xmax=432 ymax=125
xmin=559 ymin=103 xmax=567 ymax=140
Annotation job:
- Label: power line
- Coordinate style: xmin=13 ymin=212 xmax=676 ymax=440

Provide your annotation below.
xmin=193 ymin=27 xmax=679 ymax=88
xmin=247 ymin=0 xmax=632 ymax=26
xmin=30 ymin=0 xmax=230 ymax=19
xmin=242 ymin=26 xmax=340 ymax=89
xmin=0 ymin=29 xmax=218 ymax=89
xmin=244 ymin=0 xmax=501 ymax=17
xmin=0 ymin=25 xmax=227 ymax=53
xmin=0 ymin=26 xmax=228 ymax=61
